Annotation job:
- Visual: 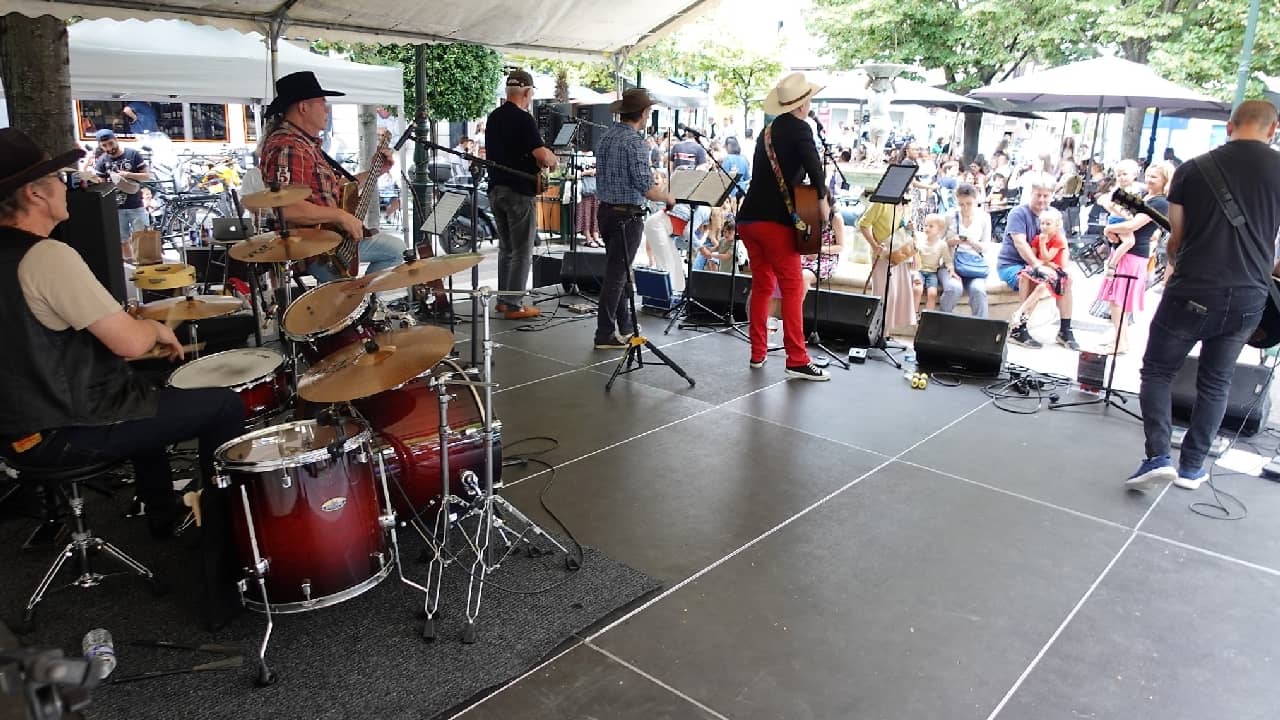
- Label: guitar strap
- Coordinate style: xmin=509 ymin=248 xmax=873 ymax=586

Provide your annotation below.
xmin=320 ymin=152 xmax=358 ymax=183
xmin=1194 ymin=152 xmax=1280 ymax=312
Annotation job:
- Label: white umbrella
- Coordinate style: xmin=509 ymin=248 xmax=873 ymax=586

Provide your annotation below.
xmin=969 ymin=56 xmax=1227 ymax=112
xmin=813 ymin=72 xmax=984 ymax=109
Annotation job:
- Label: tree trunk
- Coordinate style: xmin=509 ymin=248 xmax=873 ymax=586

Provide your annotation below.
xmin=743 ymin=103 xmax=750 ymax=135
xmin=555 ymin=69 xmax=569 ymax=103
xmin=0 ymin=14 xmax=74 ymax=150
xmin=1120 ymin=107 xmax=1146 ymax=161
xmin=961 ymin=110 xmax=983 ymax=165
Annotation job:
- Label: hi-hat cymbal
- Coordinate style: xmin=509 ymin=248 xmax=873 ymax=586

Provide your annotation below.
xmin=137 ymin=294 xmax=244 ymax=322
xmin=240 ymin=185 xmax=312 ymax=210
xmin=298 ymin=325 xmax=454 ymax=403
xmin=228 ymin=228 xmax=342 ymax=263
xmin=345 ymin=253 xmax=485 ymax=296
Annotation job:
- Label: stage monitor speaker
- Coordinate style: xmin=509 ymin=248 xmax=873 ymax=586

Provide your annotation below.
xmin=914 ymin=311 xmax=1008 ymax=376
xmin=574 ymin=104 xmax=612 ymax=153
xmin=50 ymin=188 xmax=126 ymax=302
xmin=533 ymin=253 xmax=563 ymax=289
xmin=801 ymin=288 xmax=883 ymax=348
xmin=1171 ymin=357 xmax=1272 ymax=436
xmin=686 ymin=269 xmax=751 ymax=319
xmin=560 ymin=250 xmax=607 ymax=294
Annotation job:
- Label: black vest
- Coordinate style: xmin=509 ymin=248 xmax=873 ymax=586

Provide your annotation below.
xmin=0 ymin=227 xmax=157 ymax=436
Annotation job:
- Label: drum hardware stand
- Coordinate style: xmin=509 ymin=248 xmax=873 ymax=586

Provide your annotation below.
xmin=608 ymin=265 xmax=696 ymax=391
xmin=663 ymin=167 xmax=741 ymax=339
xmin=1049 ymin=272 xmax=1141 ymax=420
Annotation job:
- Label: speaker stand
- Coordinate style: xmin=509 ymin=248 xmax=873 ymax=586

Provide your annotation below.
xmin=1049 ymin=273 xmax=1140 ymax=420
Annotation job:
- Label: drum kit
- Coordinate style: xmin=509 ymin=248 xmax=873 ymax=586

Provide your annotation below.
xmin=149 ymin=185 xmax=566 ymax=686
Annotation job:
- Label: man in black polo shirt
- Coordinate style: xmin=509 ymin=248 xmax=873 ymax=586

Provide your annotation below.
xmin=485 ymin=70 xmax=559 ymax=320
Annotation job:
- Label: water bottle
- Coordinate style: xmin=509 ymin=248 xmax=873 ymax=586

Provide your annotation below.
xmin=82 ymin=628 xmax=117 ymax=679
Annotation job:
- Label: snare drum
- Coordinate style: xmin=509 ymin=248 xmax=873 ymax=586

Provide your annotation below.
xmin=167 ymin=348 xmax=287 ymax=423
xmin=355 ymin=360 xmax=502 ymax=516
xmin=215 ymin=419 xmax=389 ymax=612
xmin=282 ymin=281 xmax=380 ymax=364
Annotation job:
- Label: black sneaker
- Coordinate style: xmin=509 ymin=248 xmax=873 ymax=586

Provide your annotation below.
xmin=785 ymin=363 xmax=831 ymax=381
xmin=1056 ymin=331 xmax=1081 ymax=351
xmin=1010 ymin=323 xmax=1042 ymax=349
xmin=594 ymin=335 xmax=629 ymax=350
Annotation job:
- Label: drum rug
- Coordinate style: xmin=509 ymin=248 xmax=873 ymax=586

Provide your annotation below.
xmin=0 ymin=485 xmax=662 ymax=719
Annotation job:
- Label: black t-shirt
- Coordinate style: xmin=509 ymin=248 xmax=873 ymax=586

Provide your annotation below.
xmin=670 ymin=140 xmax=707 ymax=169
xmin=1166 ymin=141 xmax=1280 ymax=295
xmin=736 ymin=113 xmax=827 ymax=226
xmin=94 ymin=148 xmax=147 ymax=210
xmin=1128 ymin=194 xmax=1169 ymax=258
xmin=484 ymin=102 xmax=546 ymax=196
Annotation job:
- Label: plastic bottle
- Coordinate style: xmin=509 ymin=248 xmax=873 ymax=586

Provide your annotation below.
xmin=82 ymin=628 xmax=117 ymax=679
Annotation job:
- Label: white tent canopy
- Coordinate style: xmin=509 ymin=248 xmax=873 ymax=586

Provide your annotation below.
xmin=8 ymin=0 xmax=720 ymax=59
xmin=34 ymin=18 xmax=404 ymax=106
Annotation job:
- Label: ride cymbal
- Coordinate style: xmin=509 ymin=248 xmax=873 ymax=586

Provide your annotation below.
xmin=297 ymin=325 xmax=454 ymax=403
xmin=345 ymin=253 xmax=485 ymax=295
xmin=228 ymin=228 xmax=342 ymax=263
xmin=240 ymin=185 xmax=312 ymax=210
xmin=137 ymin=294 xmax=244 ymax=322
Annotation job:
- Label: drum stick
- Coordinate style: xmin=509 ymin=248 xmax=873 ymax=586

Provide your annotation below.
xmin=127 ymin=342 xmax=205 ymax=361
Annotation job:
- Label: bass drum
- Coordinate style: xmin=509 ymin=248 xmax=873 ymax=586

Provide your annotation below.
xmin=354 ymin=359 xmax=502 ymax=518
xmin=215 ymin=419 xmax=389 ymax=612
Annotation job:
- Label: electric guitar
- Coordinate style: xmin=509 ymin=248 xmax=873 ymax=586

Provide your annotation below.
xmin=1112 ymin=187 xmax=1280 ymax=349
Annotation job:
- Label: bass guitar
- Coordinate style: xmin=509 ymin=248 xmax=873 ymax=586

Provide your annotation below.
xmin=1112 ymin=187 xmax=1280 ymax=348
xmin=320 ymin=134 xmax=391 ymax=277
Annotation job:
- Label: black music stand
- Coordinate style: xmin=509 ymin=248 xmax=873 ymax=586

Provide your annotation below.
xmin=662 ymin=169 xmax=737 ymax=335
xmin=1050 ymin=272 xmax=1141 ymax=420
xmin=864 ymin=163 xmax=917 ymax=369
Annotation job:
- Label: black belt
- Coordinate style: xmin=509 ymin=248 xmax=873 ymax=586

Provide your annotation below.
xmin=602 ymin=203 xmax=643 ymax=213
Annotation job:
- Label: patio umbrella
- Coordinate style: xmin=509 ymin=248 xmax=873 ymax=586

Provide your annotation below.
xmin=812 ymin=72 xmax=985 ymax=110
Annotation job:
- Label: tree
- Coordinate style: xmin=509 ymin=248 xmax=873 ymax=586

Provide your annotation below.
xmin=807 ymin=0 xmax=1092 ymax=162
xmin=628 ymin=38 xmax=710 ymax=87
xmin=698 ymin=43 xmax=782 ymax=131
xmin=0 ymin=14 xmax=74 ymax=152
xmin=508 ymin=55 xmax=617 ymax=93
xmin=1148 ymin=0 xmax=1280 ymax=100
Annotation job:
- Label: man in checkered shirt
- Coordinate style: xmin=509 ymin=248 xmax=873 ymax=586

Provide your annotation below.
xmin=258 ymin=71 xmax=403 ymax=282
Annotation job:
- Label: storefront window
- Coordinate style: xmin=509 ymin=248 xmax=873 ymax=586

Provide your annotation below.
xmin=76 ymin=100 xmax=183 ymax=141
xmin=191 ymin=103 xmax=229 ymax=142
xmin=244 ymin=105 xmax=261 ymax=142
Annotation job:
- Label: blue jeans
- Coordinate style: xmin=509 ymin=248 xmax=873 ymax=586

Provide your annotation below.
xmin=490 ymin=185 xmax=537 ymax=307
xmin=117 ymin=207 xmax=150 ymax=242
xmin=939 ymin=273 xmax=989 ymax=317
xmin=1139 ymin=287 xmax=1267 ymax=473
xmin=308 ymin=232 xmax=405 ymax=282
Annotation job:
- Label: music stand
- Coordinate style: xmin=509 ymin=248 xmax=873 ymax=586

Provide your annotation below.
xmin=864 ymin=163 xmax=917 ymax=369
xmin=662 ymin=169 xmax=737 ymax=335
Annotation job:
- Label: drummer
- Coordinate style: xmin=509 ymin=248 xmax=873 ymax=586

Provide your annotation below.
xmin=0 ymin=128 xmax=243 ymax=543
xmin=256 ymin=71 xmax=405 ymax=283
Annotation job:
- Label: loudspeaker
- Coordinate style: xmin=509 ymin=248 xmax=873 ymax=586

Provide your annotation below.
xmin=802 ymin=289 xmax=883 ymax=348
xmin=914 ymin=311 xmax=1008 ymax=376
xmin=51 ymin=188 xmax=125 ymax=302
xmin=534 ymin=101 xmax=570 ymax=146
xmin=533 ymin=253 xmax=563 ymax=289
xmin=574 ymin=103 xmax=612 ymax=153
xmin=686 ymin=269 xmax=751 ymax=319
xmin=1171 ymin=357 xmax=1273 ymax=436
xmin=560 ymin=250 xmax=607 ymax=294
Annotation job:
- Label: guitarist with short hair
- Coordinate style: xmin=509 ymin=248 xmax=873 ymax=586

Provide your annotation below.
xmin=258 ymin=71 xmax=402 ymax=282
xmin=1126 ymin=99 xmax=1280 ymax=492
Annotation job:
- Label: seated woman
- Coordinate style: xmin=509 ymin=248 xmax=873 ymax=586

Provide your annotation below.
xmin=940 ymin=183 xmax=993 ymax=318
xmin=1009 ymin=207 xmax=1070 ymax=333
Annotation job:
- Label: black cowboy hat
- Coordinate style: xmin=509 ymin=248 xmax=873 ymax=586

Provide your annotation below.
xmin=265 ymin=71 xmax=345 ymax=117
xmin=610 ymin=88 xmax=657 ymax=115
xmin=0 ymin=128 xmax=84 ymax=200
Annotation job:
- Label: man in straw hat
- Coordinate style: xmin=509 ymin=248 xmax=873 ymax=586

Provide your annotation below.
xmin=258 ymin=71 xmax=403 ymax=282
xmin=591 ymin=88 xmax=676 ymax=349
xmin=0 ymin=128 xmax=243 ymax=543
xmin=736 ymin=72 xmax=831 ymax=381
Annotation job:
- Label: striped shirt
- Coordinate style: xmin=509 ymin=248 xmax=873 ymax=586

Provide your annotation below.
xmin=595 ymin=122 xmax=651 ymax=207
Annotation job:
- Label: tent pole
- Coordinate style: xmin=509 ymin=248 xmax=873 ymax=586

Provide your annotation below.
xmin=1146 ymin=108 xmax=1160 ymax=164
xmin=1233 ymin=0 xmax=1262 ymax=109
xmin=268 ymin=17 xmax=284 ymax=84
xmin=1088 ymin=96 xmax=1103 ymax=164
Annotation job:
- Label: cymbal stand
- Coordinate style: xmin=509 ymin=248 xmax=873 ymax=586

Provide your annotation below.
xmin=270 ymin=201 xmax=301 ymax=397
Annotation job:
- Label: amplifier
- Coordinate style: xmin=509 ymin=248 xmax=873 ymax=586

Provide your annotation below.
xmin=560 ymin=250 xmax=607 ymax=294
xmin=802 ymin=288 xmax=883 ymax=348
xmin=533 ymin=253 xmax=562 ymax=289
xmin=914 ymin=311 xmax=1008 ymax=376
xmin=1171 ymin=357 xmax=1273 ymax=436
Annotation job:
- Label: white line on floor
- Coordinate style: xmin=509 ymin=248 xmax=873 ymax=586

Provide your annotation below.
xmin=446 ymin=640 xmax=584 ymax=719
xmin=583 ymin=642 xmax=734 ymax=720
xmin=1137 ymin=530 xmax=1280 ymax=578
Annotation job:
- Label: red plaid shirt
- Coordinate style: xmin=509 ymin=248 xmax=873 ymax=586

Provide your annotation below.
xmin=258 ymin=120 xmax=342 ymax=209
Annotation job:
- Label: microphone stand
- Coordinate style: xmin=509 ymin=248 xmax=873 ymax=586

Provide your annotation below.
xmin=810 ymin=124 xmax=851 ymax=370
xmin=1050 ymin=272 xmax=1140 ymax=420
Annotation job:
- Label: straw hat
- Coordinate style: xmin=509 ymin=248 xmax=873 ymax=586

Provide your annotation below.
xmin=763 ymin=72 xmax=824 ymax=115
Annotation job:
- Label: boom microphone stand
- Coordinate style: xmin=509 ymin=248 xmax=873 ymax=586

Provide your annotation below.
xmin=1049 ymin=272 xmax=1141 ymax=420
xmin=809 ymin=121 xmax=851 ymax=370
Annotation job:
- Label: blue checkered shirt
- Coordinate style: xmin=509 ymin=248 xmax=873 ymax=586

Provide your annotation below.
xmin=595 ymin=122 xmax=651 ymax=206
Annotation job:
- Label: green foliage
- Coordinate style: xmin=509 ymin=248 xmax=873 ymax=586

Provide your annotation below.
xmin=1147 ymin=0 xmax=1280 ymax=100
xmin=508 ymin=55 xmax=617 ymax=92
xmin=629 ymin=39 xmax=709 ymax=86
xmin=310 ymin=41 xmax=502 ymax=120
xmin=698 ymin=44 xmax=783 ymax=123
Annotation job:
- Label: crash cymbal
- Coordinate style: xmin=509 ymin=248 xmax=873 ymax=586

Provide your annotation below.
xmin=345 ymin=253 xmax=485 ymax=296
xmin=240 ymin=185 xmax=312 ymax=210
xmin=298 ymin=325 xmax=454 ymax=403
xmin=228 ymin=228 xmax=342 ymax=263
xmin=137 ymin=294 xmax=245 ymax=322
xmin=132 ymin=263 xmax=197 ymax=290
xmin=282 ymin=279 xmax=367 ymax=339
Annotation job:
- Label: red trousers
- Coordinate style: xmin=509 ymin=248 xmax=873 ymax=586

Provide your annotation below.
xmin=739 ymin=221 xmax=810 ymax=366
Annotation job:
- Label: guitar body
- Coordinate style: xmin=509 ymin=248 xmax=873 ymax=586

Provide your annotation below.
xmin=793 ymin=185 xmax=824 ymax=255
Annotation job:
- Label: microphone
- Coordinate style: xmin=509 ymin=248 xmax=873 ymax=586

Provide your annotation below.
xmin=808 ymin=110 xmax=825 ymax=136
xmin=392 ymin=125 xmax=415 ymax=151
xmin=679 ymin=124 xmax=707 ymax=140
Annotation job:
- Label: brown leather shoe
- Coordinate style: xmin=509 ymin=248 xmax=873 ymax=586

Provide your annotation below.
xmin=503 ymin=305 xmax=542 ymax=320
